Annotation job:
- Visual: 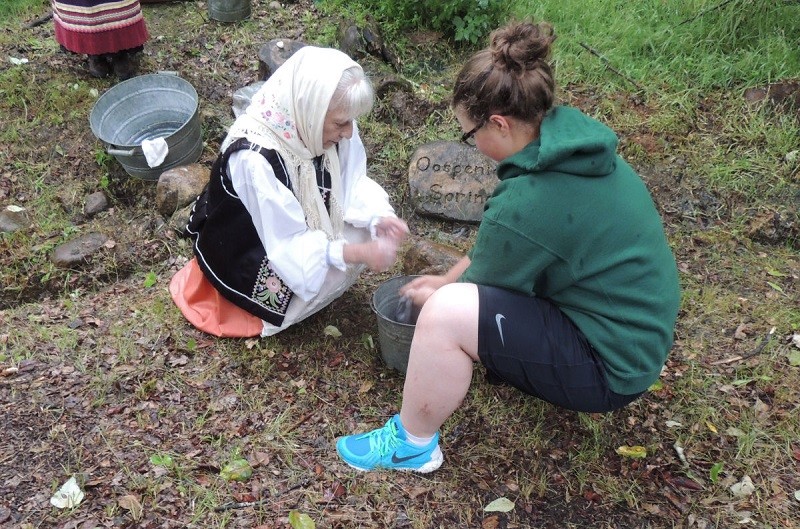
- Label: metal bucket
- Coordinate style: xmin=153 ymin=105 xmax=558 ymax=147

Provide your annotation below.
xmin=372 ymin=275 xmax=421 ymax=373
xmin=89 ymin=73 xmax=203 ymax=180
xmin=208 ymin=0 xmax=251 ymax=22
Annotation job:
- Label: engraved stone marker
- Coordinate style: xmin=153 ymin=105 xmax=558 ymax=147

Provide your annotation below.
xmin=408 ymin=141 xmax=497 ymax=223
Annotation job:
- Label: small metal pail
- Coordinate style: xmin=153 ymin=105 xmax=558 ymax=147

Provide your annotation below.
xmin=89 ymin=72 xmax=203 ymax=180
xmin=372 ymin=275 xmax=421 ymax=373
xmin=208 ymin=0 xmax=251 ymax=22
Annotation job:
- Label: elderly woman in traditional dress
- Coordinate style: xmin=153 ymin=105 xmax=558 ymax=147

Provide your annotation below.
xmin=170 ymin=46 xmax=408 ymax=338
xmin=51 ymin=0 xmax=149 ymax=79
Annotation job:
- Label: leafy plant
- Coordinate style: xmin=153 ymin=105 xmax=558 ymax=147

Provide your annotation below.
xmin=319 ymin=0 xmax=510 ymax=43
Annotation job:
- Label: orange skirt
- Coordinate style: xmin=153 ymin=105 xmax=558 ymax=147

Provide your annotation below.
xmin=169 ymin=258 xmax=264 ymax=338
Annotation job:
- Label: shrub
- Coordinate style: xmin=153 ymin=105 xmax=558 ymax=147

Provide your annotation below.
xmin=321 ymin=0 xmax=510 ymax=44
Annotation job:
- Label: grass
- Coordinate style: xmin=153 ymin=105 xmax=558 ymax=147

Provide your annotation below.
xmin=1 ymin=0 xmax=799 ymax=527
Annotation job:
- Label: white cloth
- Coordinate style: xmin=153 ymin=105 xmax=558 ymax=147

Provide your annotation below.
xmin=141 ymin=137 xmax=168 ymax=167
xmin=228 ymin=125 xmax=395 ymax=336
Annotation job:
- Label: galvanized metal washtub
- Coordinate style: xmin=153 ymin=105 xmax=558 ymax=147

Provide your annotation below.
xmin=208 ymin=0 xmax=251 ymax=22
xmin=89 ymin=72 xmax=203 ymax=180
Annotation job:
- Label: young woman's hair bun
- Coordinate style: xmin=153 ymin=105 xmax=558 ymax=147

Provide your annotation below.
xmin=490 ymin=21 xmax=556 ymax=75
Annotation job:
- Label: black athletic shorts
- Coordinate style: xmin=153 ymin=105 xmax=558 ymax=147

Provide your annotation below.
xmin=476 ymin=285 xmax=643 ymax=413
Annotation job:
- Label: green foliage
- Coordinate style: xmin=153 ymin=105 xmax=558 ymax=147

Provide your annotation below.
xmin=319 ymin=0 xmax=510 ymax=43
xmin=507 ymin=0 xmax=800 ymax=91
xmin=0 ymin=0 xmax=46 ymax=20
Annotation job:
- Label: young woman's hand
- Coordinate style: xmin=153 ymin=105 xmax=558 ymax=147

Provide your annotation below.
xmin=398 ymin=275 xmax=449 ymax=307
xmin=398 ymin=255 xmax=472 ymax=308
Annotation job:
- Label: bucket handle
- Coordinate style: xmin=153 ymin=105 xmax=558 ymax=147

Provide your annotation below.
xmin=107 ymin=148 xmax=136 ymax=157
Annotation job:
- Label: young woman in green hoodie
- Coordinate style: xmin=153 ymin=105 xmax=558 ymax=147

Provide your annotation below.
xmin=336 ymin=20 xmax=681 ymax=473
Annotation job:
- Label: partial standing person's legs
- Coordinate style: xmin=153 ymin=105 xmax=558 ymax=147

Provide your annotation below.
xmin=336 ymin=283 xmax=480 ymax=472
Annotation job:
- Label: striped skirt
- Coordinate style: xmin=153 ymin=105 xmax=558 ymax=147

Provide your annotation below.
xmin=52 ymin=0 xmax=149 ymax=55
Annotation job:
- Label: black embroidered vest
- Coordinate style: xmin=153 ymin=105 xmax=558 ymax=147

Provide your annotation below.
xmin=187 ymin=138 xmax=332 ymax=326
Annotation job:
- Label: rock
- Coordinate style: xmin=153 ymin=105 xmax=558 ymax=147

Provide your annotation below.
xmin=373 ymin=76 xmax=442 ymax=127
xmin=52 ymin=232 xmax=110 ymax=268
xmin=258 ymin=39 xmax=306 ymax=80
xmin=337 ymin=18 xmax=399 ymax=71
xmin=743 ymin=81 xmax=800 ymax=119
xmin=84 ymin=191 xmax=109 ymax=217
xmin=232 ymin=81 xmax=265 ymax=118
xmin=402 ymin=237 xmax=463 ymax=276
xmin=168 ymin=203 xmax=194 ymax=235
xmin=156 ymin=164 xmax=209 ymax=217
xmin=268 ymin=0 xmax=281 ymax=9
xmin=0 ymin=205 xmax=30 ymax=233
xmin=745 ymin=206 xmax=799 ymax=249
xmin=338 ymin=22 xmax=366 ymax=61
xmin=408 ymin=141 xmax=498 ymax=223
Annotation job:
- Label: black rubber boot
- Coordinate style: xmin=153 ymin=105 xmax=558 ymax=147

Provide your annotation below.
xmin=110 ymin=52 xmax=137 ymax=81
xmin=87 ymin=54 xmax=111 ymax=78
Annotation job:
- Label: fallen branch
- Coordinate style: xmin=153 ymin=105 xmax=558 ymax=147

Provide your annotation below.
xmin=678 ymin=0 xmax=737 ymax=26
xmin=709 ymin=327 xmax=776 ymax=366
xmin=214 ymin=479 xmax=311 ymax=512
xmin=24 ymin=11 xmax=52 ymax=29
xmin=285 ymin=411 xmax=315 ymax=433
xmin=578 ymin=42 xmax=644 ymax=92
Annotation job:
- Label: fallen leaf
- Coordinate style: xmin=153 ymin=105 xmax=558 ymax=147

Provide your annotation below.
xmin=766 ymin=281 xmax=784 ymax=293
xmin=118 ymin=494 xmax=143 ymax=520
xmin=50 ymin=476 xmax=85 ymax=509
xmin=665 ymin=474 xmax=703 ymax=491
xmin=484 ymin=496 xmax=514 ymax=512
xmin=730 ymin=475 xmax=755 ymax=497
xmin=616 ymin=445 xmax=647 ymax=459
xmin=787 ymin=351 xmax=800 ymax=367
xmin=324 ymin=325 xmax=342 ymax=338
xmin=481 ymin=514 xmax=502 ymax=529
xmin=358 ymin=380 xmax=374 ymax=394
xmin=583 ymin=490 xmax=602 ymax=502
xmin=149 ymin=454 xmax=174 ymax=467
xmin=288 ymin=510 xmax=315 ymax=529
xmin=709 ymin=462 xmax=723 ymax=483
xmin=168 ymin=355 xmax=188 ymax=367
xmin=705 ymin=421 xmax=718 ymax=434
xmin=253 ymin=451 xmax=270 ymax=466
xmin=220 ymin=458 xmax=253 ymax=482
xmin=726 ymin=427 xmax=746 ymax=437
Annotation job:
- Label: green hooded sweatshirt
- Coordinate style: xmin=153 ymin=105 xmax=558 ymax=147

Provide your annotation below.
xmin=462 ymin=105 xmax=680 ymax=395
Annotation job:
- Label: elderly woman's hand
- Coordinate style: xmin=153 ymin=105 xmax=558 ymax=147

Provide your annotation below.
xmin=364 ymin=237 xmax=399 ymax=272
xmin=374 ymin=216 xmax=409 ymax=245
xmin=343 ymin=236 xmax=399 ymax=272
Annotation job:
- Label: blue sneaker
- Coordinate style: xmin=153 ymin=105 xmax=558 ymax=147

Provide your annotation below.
xmin=336 ymin=414 xmax=443 ymax=473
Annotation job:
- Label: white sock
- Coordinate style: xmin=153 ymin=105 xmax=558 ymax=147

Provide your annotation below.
xmin=404 ymin=429 xmax=435 ymax=447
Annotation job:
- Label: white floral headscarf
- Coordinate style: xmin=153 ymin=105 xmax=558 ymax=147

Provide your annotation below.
xmin=222 ymin=46 xmax=361 ymax=239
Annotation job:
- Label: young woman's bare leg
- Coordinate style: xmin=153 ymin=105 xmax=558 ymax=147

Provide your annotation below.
xmin=399 ymin=282 xmax=480 ymax=438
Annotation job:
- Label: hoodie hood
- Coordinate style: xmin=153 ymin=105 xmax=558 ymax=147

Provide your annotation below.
xmin=497 ymin=106 xmax=619 ymax=181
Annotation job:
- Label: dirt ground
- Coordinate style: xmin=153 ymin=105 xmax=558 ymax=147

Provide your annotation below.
xmin=1 ymin=1 xmax=799 ymax=528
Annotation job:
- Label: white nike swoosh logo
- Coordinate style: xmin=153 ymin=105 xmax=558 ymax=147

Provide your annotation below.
xmin=495 ymin=314 xmax=506 ymax=347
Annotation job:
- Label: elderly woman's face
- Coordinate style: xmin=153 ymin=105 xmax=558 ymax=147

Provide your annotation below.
xmin=322 ymin=106 xmax=354 ymax=149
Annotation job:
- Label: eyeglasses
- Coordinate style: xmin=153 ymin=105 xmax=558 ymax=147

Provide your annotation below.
xmin=460 ymin=120 xmax=485 ymax=146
